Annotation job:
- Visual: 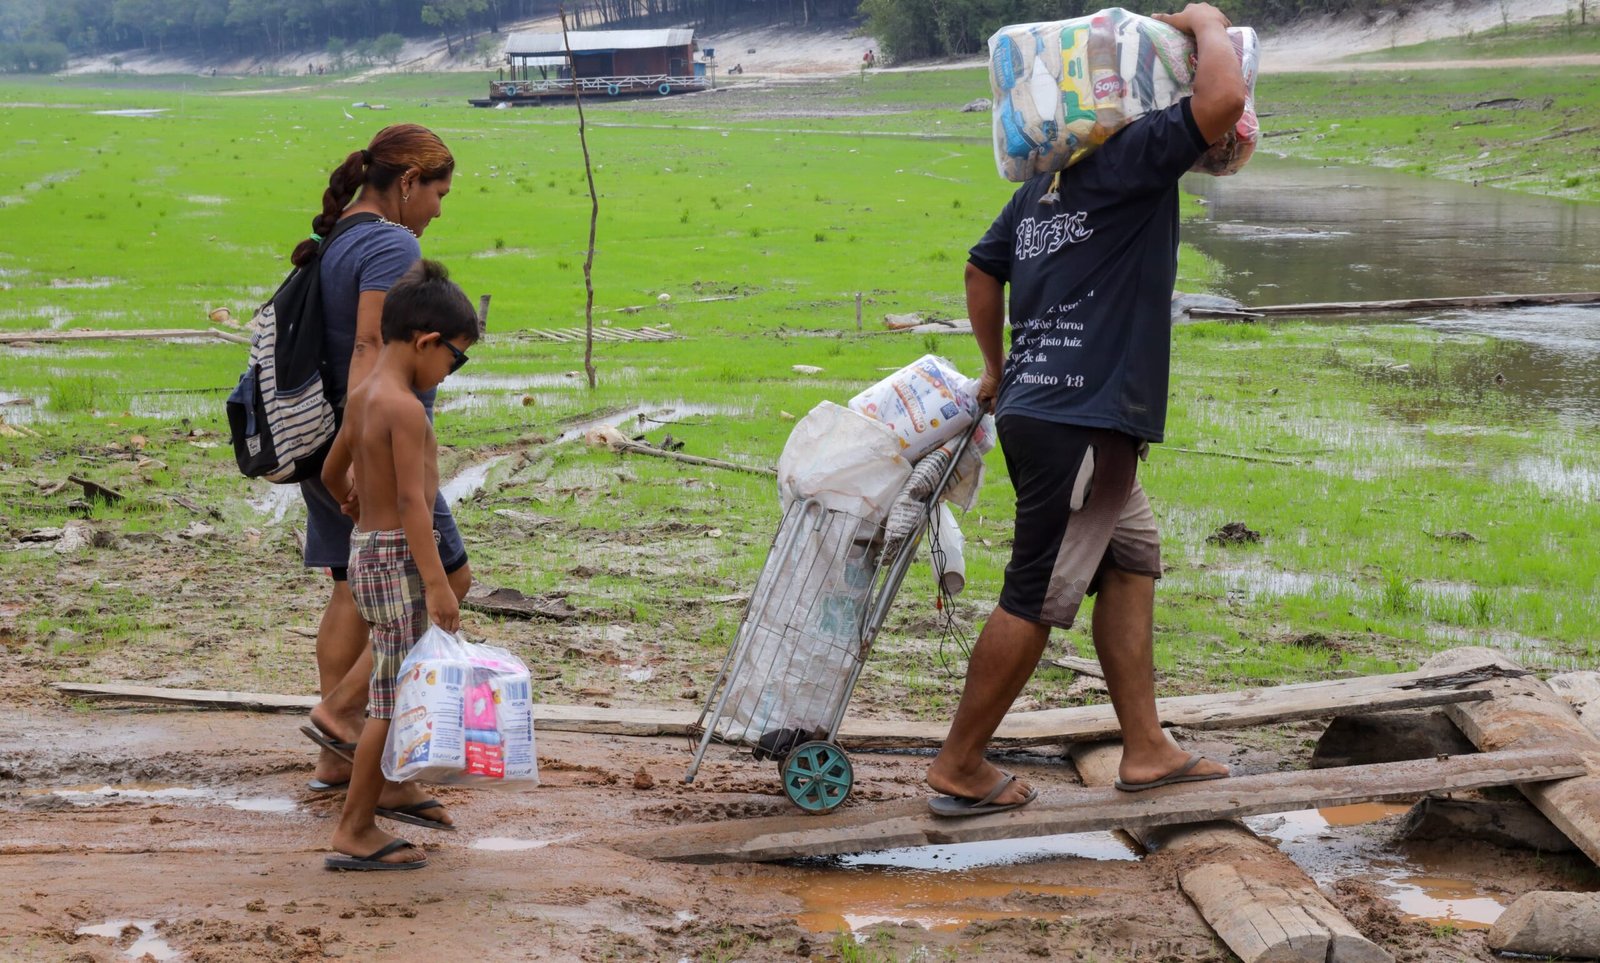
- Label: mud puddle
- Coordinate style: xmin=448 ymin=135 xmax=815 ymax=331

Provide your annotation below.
xmin=782 ymin=832 xmax=1134 ymax=934
xmin=28 ymin=782 xmax=299 ymax=815
xmin=1247 ymin=803 xmax=1516 ymax=929
xmin=74 ymin=919 xmax=182 ymax=960
xmin=790 ymin=871 xmax=1101 ymax=934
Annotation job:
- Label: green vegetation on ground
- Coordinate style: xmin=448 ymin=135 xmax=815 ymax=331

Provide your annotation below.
xmin=0 ymin=68 xmax=1595 ymax=713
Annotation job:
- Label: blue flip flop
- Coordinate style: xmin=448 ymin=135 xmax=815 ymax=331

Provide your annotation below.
xmin=1113 ymin=752 xmax=1228 ymax=793
xmin=306 ymin=778 xmax=349 ymax=793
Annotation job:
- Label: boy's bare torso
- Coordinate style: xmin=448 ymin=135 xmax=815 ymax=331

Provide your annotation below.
xmin=343 ymin=377 xmax=438 ymax=532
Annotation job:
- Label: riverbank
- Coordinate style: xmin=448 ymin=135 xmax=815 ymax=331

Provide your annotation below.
xmin=1258 ymin=20 xmax=1600 ymax=202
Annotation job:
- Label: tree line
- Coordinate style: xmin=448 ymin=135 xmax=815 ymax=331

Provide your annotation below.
xmin=859 ymin=0 xmax=1421 ymax=60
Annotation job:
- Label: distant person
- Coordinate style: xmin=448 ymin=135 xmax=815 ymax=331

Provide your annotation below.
xmin=292 ymin=123 xmax=468 ymax=834
xmin=927 ymin=2 xmax=1247 ymax=817
xmin=320 ymin=259 xmax=480 ymax=870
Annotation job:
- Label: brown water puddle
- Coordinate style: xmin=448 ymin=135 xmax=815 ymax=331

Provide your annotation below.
xmin=790 ymin=870 xmax=1100 ymax=933
xmin=1248 ymin=803 xmax=1510 ymax=929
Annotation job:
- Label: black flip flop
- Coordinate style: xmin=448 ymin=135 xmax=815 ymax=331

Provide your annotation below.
xmin=306 ymin=778 xmax=349 ymax=793
xmin=376 ymin=799 xmax=457 ymax=832
xmin=324 ymin=838 xmax=427 ymax=872
xmin=299 ymin=724 xmax=357 ymax=764
xmin=928 ymin=770 xmax=1040 ymax=818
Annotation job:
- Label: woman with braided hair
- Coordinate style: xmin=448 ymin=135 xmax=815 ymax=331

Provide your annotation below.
xmin=296 ymin=123 xmax=466 ymax=833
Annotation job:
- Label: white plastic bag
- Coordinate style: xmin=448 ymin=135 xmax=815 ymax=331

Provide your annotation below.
xmin=382 ymin=626 xmax=539 ymax=788
xmin=848 ymin=355 xmax=985 ymax=463
xmin=777 ymin=401 xmax=912 ymax=521
xmin=932 ymin=502 xmax=967 ymax=596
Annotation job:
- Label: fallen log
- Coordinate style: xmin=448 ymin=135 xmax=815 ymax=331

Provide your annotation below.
xmin=1189 ymin=292 xmax=1600 ymax=318
xmin=610 ymin=439 xmax=777 ymax=477
xmin=0 ymin=328 xmax=246 ymax=345
xmin=1421 ymin=648 xmax=1600 ymax=865
xmin=1487 ymin=891 xmax=1600 ymax=959
xmin=1072 ymin=742 xmax=1392 ymax=963
xmin=67 ymin=475 xmax=125 ymax=505
xmin=1550 ymin=671 xmax=1600 ymax=729
xmin=51 ymin=666 xmax=1497 ymax=748
xmin=625 ymin=748 xmax=1585 ymax=864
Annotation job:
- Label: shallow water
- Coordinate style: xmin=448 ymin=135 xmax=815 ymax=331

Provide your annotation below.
xmin=1184 ymin=156 xmax=1600 ymax=424
xmin=74 ymin=919 xmax=182 ymax=961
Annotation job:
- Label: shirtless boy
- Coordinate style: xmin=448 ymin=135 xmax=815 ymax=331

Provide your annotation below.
xmin=320 ymin=259 xmax=480 ymax=870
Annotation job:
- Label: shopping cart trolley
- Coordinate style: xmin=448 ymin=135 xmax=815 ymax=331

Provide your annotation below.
xmin=684 ymin=421 xmax=979 ymax=813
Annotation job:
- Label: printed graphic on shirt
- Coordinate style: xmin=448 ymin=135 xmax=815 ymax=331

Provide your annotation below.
xmin=1014 ymin=209 xmax=1094 ymax=262
xmin=1006 ymin=291 xmax=1095 ymax=390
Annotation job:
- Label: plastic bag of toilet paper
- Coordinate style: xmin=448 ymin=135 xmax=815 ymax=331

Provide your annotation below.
xmin=989 ymin=7 xmax=1259 ymax=182
xmin=382 ymin=626 xmax=539 ymax=788
xmin=848 ymin=355 xmax=993 ymax=463
xmin=778 ymin=401 xmax=912 ymax=521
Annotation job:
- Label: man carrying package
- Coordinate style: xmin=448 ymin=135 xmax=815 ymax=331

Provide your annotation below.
xmin=927 ymin=3 xmax=1246 ymax=816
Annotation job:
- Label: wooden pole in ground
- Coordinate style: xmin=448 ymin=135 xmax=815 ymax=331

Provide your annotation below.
xmin=1071 ymin=742 xmax=1392 ymax=963
xmin=1421 ymin=648 xmax=1600 ymax=864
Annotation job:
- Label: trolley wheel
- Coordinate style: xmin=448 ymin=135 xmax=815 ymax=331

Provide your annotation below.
xmin=607 ymin=83 xmax=621 ymax=96
xmin=780 ymin=741 xmax=853 ymax=814
xmin=658 ymin=82 xmax=672 ymax=95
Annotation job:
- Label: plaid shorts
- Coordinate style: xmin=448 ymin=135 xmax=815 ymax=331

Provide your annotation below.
xmin=348 ymin=528 xmax=429 ymax=720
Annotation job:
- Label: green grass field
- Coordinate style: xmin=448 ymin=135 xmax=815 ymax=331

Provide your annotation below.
xmin=1 ymin=68 xmax=1596 ymax=708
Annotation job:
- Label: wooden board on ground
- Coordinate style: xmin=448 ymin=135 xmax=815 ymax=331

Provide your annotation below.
xmin=627 ymin=748 xmax=1585 ymax=864
xmin=51 ymin=683 xmax=697 ymax=736
xmin=1423 ymin=649 xmax=1600 ymax=865
xmin=836 ymin=665 xmax=1496 ymax=749
xmin=52 ymin=664 xmax=1496 ymax=747
xmin=1071 ymin=742 xmax=1392 ymax=963
xmin=0 ymin=327 xmax=244 ymax=345
xmin=462 ymin=585 xmax=582 ymax=621
xmin=519 ymin=325 xmax=677 ymax=343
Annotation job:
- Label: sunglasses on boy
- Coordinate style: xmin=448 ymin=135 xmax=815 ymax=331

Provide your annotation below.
xmin=438 ymin=339 xmax=469 ymax=373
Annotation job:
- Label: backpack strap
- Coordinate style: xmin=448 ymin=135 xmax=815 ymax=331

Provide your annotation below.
xmin=315 ymin=210 xmax=383 ymax=255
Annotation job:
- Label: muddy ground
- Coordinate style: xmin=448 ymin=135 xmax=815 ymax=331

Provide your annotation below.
xmin=1 ymin=691 xmax=1592 ymax=962
xmin=2 ymin=450 xmax=1596 ymax=961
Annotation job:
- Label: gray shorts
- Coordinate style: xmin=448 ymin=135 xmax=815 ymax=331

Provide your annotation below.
xmin=299 ymin=478 xmax=466 ymax=579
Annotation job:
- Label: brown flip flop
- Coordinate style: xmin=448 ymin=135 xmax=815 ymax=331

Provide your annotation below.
xmin=1113 ymin=752 xmax=1228 ymax=792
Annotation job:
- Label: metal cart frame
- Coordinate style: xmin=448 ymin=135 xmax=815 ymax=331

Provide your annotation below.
xmin=684 ymin=422 xmax=978 ymax=813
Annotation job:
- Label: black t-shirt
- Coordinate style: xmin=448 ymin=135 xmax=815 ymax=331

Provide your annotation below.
xmin=968 ymin=99 xmax=1208 ymax=443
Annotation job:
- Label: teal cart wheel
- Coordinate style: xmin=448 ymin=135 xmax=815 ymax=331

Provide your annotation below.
xmin=781 ymin=741 xmax=853 ymax=814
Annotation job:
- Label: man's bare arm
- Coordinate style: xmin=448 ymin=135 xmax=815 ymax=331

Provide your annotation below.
xmin=966 ymin=262 xmax=1007 ymax=412
xmin=1153 ymin=3 xmax=1247 ymax=145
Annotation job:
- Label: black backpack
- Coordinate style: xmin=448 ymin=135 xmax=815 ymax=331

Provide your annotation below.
xmin=227 ymin=213 xmax=379 ymax=484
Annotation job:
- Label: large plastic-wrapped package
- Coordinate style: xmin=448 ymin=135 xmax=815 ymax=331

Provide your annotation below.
xmin=848 ymin=355 xmax=990 ymax=462
xmin=383 ymin=627 xmax=539 ymax=788
xmin=990 ymin=7 xmax=1259 ymax=182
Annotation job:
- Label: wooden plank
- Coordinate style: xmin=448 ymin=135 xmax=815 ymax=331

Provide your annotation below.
xmin=1049 ymin=655 xmax=1105 ymax=679
xmin=1072 ymin=742 xmax=1391 ymax=963
xmin=836 ymin=666 xmax=1496 ymax=749
xmin=0 ymin=328 xmax=242 ymax=345
xmin=52 ymin=666 xmax=1495 ymax=746
xmin=1424 ymin=649 xmax=1600 ymax=865
xmin=626 ymin=748 xmax=1585 ymax=864
xmin=1238 ymin=292 xmax=1600 ymax=316
xmin=51 ymin=683 xmax=695 ymax=736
